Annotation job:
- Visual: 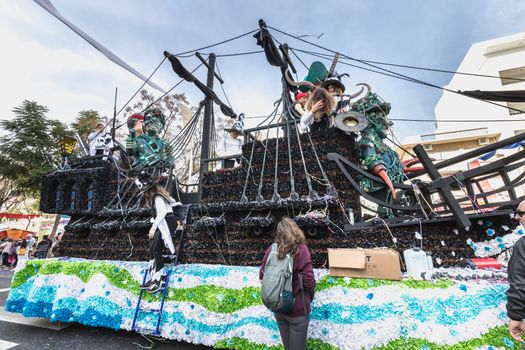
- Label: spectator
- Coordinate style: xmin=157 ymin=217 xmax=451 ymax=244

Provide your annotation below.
xmin=259 ymin=218 xmax=316 ymax=350
xmin=33 ymin=235 xmax=52 ymax=259
xmin=507 ymin=200 xmax=525 ymax=342
xmin=26 ymin=234 xmax=36 ymax=257
xmin=0 ymin=239 xmax=13 ymax=268
xmin=49 ymin=232 xmax=64 ymax=258
xmin=16 ymin=239 xmax=28 ymax=266
xmin=8 ymin=241 xmax=18 ymax=267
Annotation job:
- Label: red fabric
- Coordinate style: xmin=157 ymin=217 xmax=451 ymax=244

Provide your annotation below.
xmin=259 ymin=244 xmax=316 ymax=317
xmin=130 ymin=113 xmax=144 ymax=121
xmin=0 ymin=213 xmax=40 ymax=220
xmin=295 ymin=92 xmax=308 ymax=101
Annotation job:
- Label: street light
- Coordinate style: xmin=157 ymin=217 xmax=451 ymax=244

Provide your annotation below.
xmin=58 ymin=135 xmax=77 ymax=170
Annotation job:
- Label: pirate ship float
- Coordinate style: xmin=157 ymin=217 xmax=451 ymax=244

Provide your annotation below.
xmin=6 ymin=20 xmax=524 ymax=349
xmin=40 ymin=20 xmax=524 ymax=268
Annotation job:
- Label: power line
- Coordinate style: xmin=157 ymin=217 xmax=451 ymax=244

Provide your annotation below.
xmin=115 ymin=57 xmax=167 ymax=118
xmin=268 ymin=25 xmax=525 ymax=115
xmin=391 ymin=117 xmax=525 ymax=123
xmin=293 ymin=47 xmax=525 ymax=82
xmin=215 ymin=60 xmax=233 ymax=110
xmin=242 ymin=114 xmax=525 ymax=123
xmin=173 ymin=29 xmax=258 ymax=57
xmin=216 ymin=50 xmax=263 ymax=57
xmin=114 ymin=63 xmax=204 ymax=130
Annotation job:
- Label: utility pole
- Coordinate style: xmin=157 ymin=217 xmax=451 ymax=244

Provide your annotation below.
xmin=198 ymin=53 xmax=216 ymax=200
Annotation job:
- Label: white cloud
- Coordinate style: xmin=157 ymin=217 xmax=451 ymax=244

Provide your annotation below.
xmin=0 ymin=1 xmax=169 ymax=127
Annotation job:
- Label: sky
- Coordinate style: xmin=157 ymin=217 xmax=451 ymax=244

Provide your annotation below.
xmin=1 ymin=0 xmax=524 ymax=141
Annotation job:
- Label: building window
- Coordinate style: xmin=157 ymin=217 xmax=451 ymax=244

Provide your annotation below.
xmin=86 ymin=182 xmax=94 ymax=211
xmin=500 ymin=66 xmax=525 ymax=86
xmin=70 ymin=190 xmax=76 ymax=210
xmin=55 ymin=191 xmax=61 ymax=211
xmin=508 ymin=102 xmax=525 ymax=116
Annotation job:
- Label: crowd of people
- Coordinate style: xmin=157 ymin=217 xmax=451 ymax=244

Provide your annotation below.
xmin=0 ymin=234 xmax=55 ymax=269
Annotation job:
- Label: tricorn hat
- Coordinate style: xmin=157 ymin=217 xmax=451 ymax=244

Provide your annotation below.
xmin=322 ymin=78 xmax=346 ymax=93
xmin=299 ymin=61 xmax=328 ymax=92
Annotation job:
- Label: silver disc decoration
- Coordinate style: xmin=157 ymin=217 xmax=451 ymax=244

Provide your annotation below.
xmin=334 ymin=111 xmax=368 ymax=134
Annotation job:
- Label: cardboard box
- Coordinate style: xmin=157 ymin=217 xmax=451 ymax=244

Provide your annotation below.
xmin=328 ymin=248 xmax=401 ymax=280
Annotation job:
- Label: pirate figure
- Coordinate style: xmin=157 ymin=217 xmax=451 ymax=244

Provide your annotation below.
xmin=322 ymin=77 xmax=348 ymax=112
xmin=352 ymin=88 xmax=404 ymax=217
xmin=127 ymin=109 xmax=173 ymax=168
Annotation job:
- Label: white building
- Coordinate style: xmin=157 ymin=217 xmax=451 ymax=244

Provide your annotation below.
xmin=401 ymin=32 xmax=525 ymax=201
xmin=434 ymin=32 xmax=525 ymax=137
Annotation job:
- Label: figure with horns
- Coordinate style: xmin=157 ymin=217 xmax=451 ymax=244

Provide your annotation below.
xmin=352 ymin=87 xmax=404 ymax=217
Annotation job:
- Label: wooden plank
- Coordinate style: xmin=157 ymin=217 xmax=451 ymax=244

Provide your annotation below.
xmin=413 ymin=145 xmax=471 ymax=228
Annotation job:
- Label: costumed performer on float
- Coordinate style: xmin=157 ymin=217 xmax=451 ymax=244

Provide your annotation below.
xmin=299 ymin=88 xmax=335 ymax=133
xmin=137 ymin=173 xmax=181 ymax=293
xmin=294 ymin=92 xmax=308 ymax=116
xmin=88 ymin=123 xmax=114 ymax=158
xmin=219 ymin=113 xmax=245 ymax=168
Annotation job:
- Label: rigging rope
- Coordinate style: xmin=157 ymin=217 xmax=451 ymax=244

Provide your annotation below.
xmin=292 ymin=47 xmax=525 ymax=83
xmin=115 ymin=57 xmax=167 ymax=118
xmin=268 ymin=28 xmax=525 ymax=114
xmin=173 ymin=29 xmax=259 ymax=57
xmin=215 ymin=61 xmax=234 ymax=110
xmin=240 ymin=103 xmax=282 ymax=202
xmin=114 ymin=63 xmax=204 ymax=131
xmin=256 ymin=103 xmax=281 ymax=201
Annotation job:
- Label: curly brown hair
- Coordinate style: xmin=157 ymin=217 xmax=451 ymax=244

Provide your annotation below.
xmin=275 ymin=217 xmax=305 ymax=259
xmin=144 ymin=185 xmax=172 ymax=207
xmin=305 ymin=87 xmax=335 ymax=122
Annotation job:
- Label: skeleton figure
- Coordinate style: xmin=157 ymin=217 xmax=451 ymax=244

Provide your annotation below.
xmin=88 ymin=124 xmax=114 ymax=158
xmin=89 ymin=133 xmax=114 ymax=156
xmin=352 ymin=90 xmax=404 ymax=217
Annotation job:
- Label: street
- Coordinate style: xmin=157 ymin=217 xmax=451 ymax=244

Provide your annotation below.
xmin=0 ymin=269 xmax=211 ymax=350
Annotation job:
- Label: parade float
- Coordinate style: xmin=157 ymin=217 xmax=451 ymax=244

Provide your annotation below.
xmin=6 ymin=20 xmax=525 ymax=349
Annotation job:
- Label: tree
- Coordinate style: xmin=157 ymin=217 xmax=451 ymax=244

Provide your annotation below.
xmin=71 ymin=110 xmax=105 ymax=142
xmin=121 ymin=89 xmax=232 ymax=183
xmin=0 ymin=175 xmax=22 ymax=211
xmin=0 ymin=100 xmax=70 ymax=195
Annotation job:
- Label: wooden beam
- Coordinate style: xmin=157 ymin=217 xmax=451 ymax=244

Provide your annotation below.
xmin=413 ymin=144 xmax=471 ymax=228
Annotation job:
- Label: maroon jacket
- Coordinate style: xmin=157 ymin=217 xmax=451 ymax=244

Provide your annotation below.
xmin=259 ymin=244 xmax=316 ymax=317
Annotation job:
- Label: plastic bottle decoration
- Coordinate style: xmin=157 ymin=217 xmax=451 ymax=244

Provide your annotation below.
xmin=127 ymin=108 xmax=174 ymax=168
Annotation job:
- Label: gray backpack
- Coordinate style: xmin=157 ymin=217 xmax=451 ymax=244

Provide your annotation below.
xmin=261 ymin=243 xmax=295 ymax=313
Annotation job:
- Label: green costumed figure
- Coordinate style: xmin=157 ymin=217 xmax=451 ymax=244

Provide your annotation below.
xmin=352 ymin=90 xmax=404 ymax=217
xmin=126 ymin=108 xmax=173 ymax=168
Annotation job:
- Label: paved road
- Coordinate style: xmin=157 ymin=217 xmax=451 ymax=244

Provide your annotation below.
xmin=0 ymin=269 xmax=211 ymax=350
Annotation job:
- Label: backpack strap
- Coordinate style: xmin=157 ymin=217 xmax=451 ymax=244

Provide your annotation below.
xmin=299 ymin=273 xmax=307 ymax=315
xmin=267 ymin=243 xmax=293 ymax=276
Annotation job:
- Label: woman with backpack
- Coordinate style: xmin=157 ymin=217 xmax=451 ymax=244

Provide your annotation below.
xmin=259 ymin=218 xmax=316 ymax=350
xmin=138 ymin=173 xmax=180 ymax=293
